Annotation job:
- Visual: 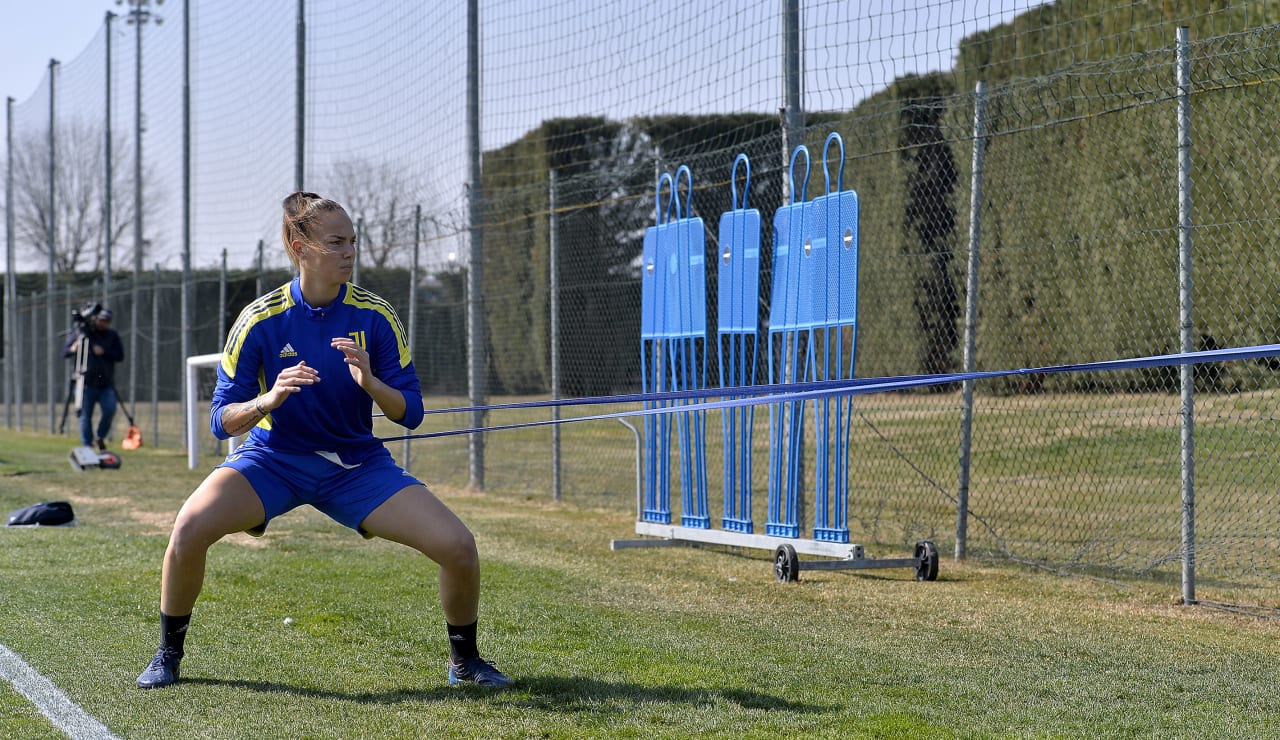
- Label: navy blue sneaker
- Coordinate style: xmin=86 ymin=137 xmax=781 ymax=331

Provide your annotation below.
xmin=447 ymin=657 xmax=514 ymax=688
xmin=136 ymin=647 xmax=183 ymax=689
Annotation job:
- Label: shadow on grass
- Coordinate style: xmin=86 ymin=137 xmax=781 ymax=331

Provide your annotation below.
xmin=183 ymin=674 xmax=832 ymax=714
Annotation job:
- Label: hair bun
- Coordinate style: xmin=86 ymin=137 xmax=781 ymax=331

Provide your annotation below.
xmin=283 ymin=191 xmax=323 ymax=214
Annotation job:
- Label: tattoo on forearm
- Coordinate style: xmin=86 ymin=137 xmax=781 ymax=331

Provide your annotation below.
xmin=224 ymin=400 xmax=267 ymax=436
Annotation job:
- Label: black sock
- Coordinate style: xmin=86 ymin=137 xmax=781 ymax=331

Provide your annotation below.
xmin=446 ymin=621 xmax=479 ymax=663
xmin=160 ymin=612 xmax=191 ymax=655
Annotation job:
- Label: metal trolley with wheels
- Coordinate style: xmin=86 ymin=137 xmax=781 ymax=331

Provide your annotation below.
xmin=772 ymin=540 xmax=939 ymax=583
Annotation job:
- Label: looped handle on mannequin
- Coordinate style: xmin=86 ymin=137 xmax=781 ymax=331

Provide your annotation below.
xmin=731 ymin=153 xmax=751 ymax=211
xmin=822 ymin=131 xmax=845 ymax=195
xmin=655 ymin=171 xmax=676 ymax=225
xmin=788 ymin=145 xmax=811 ymax=205
xmin=673 ymin=165 xmax=693 ymax=220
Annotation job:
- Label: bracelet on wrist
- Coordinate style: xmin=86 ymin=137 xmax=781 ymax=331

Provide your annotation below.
xmin=255 ymin=399 xmax=268 ymax=416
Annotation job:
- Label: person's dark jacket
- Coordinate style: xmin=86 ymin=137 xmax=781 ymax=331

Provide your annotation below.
xmin=63 ymin=326 xmax=125 ymax=388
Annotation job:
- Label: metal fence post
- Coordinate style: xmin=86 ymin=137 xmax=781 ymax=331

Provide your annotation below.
xmin=151 ymin=263 xmax=160 ymax=445
xmin=29 ymin=294 xmax=38 ymax=432
xmin=60 ymin=284 xmax=72 ymax=437
xmin=1176 ymin=26 xmax=1196 ymax=606
xmin=219 ymin=248 xmax=227 ymax=342
xmin=404 ymin=205 xmax=420 ymax=470
xmin=466 ymin=0 xmax=486 ymax=490
xmin=354 ymin=216 xmax=362 ymax=285
xmin=256 ymin=239 xmax=264 ymax=296
xmin=956 ymin=81 xmax=988 ymax=561
xmin=781 ymin=0 xmax=803 ymax=204
xmin=68 ymin=283 xmax=80 ymax=435
xmin=14 ymin=292 xmax=24 ymax=431
xmin=550 ymin=169 xmax=561 ymax=502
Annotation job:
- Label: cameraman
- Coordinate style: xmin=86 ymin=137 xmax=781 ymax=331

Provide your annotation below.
xmin=63 ymin=306 xmax=125 ymax=450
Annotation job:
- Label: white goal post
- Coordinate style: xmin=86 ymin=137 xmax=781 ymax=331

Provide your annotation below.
xmin=185 ymin=353 xmax=241 ymax=469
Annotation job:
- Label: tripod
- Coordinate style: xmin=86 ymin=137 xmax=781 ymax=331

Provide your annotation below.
xmin=59 ymin=330 xmax=90 ymax=435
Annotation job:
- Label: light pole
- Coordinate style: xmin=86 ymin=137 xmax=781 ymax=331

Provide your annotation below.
xmin=181 ymin=0 xmax=191 ymax=449
xmin=4 ymin=96 xmax=13 ymax=429
xmin=104 ymin=10 xmax=114 ymax=307
xmin=118 ymin=0 xmax=162 ymax=422
xmin=46 ymin=58 xmax=58 ymax=434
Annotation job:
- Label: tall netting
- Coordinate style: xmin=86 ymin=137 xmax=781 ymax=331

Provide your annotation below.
xmin=8 ymin=1 xmax=1280 ymax=597
xmin=10 ymin=64 xmax=56 ymax=435
xmin=191 ymin=2 xmax=295 ymax=269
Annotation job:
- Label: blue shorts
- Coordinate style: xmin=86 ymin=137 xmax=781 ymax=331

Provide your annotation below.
xmin=217 ymin=442 xmax=422 ymax=537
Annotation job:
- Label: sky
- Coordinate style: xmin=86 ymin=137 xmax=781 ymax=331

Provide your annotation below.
xmin=0 ymin=1 xmax=1040 ymax=121
xmin=1 ymin=2 xmax=109 ymax=140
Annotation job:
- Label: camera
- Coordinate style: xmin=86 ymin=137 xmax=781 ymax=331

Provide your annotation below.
xmin=71 ymin=301 xmax=103 ymax=329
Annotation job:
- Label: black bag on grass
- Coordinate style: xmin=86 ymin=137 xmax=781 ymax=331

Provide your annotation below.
xmin=7 ymin=501 xmax=76 ymax=527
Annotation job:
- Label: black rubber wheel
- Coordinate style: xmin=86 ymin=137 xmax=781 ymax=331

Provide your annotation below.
xmin=774 ymin=544 xmax=800 ymax=583
xmin=914 ymin=540 xmax=939 ymax=581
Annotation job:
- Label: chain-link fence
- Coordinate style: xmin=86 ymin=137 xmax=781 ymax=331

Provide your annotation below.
xmin=6 ymin=3 xmax=1280 ymax=600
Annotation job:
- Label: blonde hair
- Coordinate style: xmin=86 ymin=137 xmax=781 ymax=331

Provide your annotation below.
xmin=281 ymin=191 xmax=349 ymax=268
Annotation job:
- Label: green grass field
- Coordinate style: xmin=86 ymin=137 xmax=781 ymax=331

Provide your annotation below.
xmin=2 ymin=425 xmax=1280 ymax=738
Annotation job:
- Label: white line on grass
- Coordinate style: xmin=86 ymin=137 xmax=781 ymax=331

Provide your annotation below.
xmin=0 ymin=643 xmax=121 ymax=740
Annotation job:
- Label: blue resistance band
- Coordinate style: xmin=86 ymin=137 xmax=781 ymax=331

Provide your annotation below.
xmin=379 ymin=343 xmax=1280 ymax=443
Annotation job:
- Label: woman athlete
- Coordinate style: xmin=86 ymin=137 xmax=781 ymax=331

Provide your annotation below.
xmin=137 ymin=192 xmax=512 ymax=689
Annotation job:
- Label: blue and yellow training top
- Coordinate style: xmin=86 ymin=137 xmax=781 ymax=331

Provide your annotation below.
xmin=211 ymin=278 xmax=424 ymax=465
